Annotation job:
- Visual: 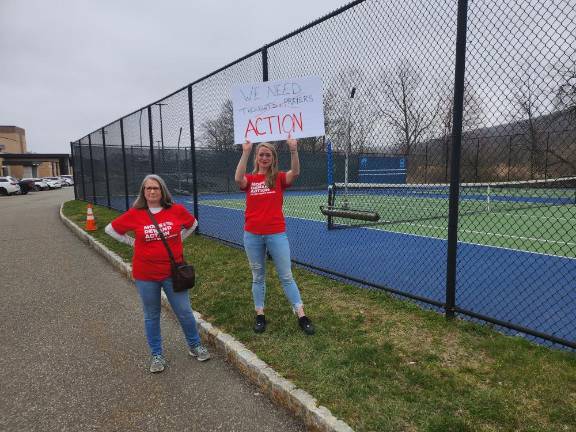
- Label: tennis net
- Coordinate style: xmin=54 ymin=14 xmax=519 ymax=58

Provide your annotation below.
xmin=327 ymin=177 xmax=576 ymax=227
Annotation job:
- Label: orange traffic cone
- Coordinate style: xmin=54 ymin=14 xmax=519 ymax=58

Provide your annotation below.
xmin=85 ymin=203 xmax=97 ymax=231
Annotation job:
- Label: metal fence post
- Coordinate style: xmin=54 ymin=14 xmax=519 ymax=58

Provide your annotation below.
xmin=148 ymin=106 xmax=155 ymax=174
xmin=445 ymin=0 xmax=469 ymax=319
xmin=187 ymin=85 xmax=199 ymax=226
xmin=70 ymin=142 xmax=78 ymax=200
xmin=445 ymin=139 xmax=450 ymax=182
xmin=474 ymin=138 xmax=480 ymax=182
xmin=544 ymin=131 xmax=550 ymax=180
xmin=88 ymin=134 xmax=97 ymax=203
xmin=78 ymin=140 xmax=86 ymax=200
xmin=120 ymin=118 xmax=130 ymax=211
xmin=507 ymin=135 xmax=513 ymax=181
xmin=101 ymin=128 xmax=111 ymax=208
xmin=262 ymin=45 xmax=269 ymax=82
xmin=424 ymin=142 xmax=429 ymax=183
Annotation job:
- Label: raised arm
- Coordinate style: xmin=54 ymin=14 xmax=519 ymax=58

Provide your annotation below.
xmin=234 ymin=140 xmax=253 ymax=189
xmin=285 ymin=135 xmax=300 ymax=185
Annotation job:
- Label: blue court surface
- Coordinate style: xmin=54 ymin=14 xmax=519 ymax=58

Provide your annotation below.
xmin=102 ymin=192 xmax=575 ymax=346
xmin=192 ymin=199 xmax=575 ymax=346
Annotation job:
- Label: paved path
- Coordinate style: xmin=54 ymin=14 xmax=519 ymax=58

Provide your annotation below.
xmin=0 ymin=188 xmax=304 ymax=432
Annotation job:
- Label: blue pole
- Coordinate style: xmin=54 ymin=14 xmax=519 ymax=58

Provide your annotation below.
xmin=326 ymin=138 xmax=334 ymax=186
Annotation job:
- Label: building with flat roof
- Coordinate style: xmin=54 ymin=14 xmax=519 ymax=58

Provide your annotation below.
xmin=0 ymin=126 xmax=70 ymax=177
xmin=0 ymin=126 xmax=27 ymax=153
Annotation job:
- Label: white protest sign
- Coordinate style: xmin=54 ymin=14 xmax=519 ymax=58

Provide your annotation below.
xmin=232 ymin=76 xmax=325 ymax=144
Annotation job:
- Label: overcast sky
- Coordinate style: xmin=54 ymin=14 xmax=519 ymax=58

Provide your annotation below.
xmin=0 ymin=0 xmax=350 ymax=154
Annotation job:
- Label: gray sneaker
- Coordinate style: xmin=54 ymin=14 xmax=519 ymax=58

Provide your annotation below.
xmin=149 ymin=354 xmax=166 ymax=373
xmin=189 ymin=345 xmax=211 ymax=362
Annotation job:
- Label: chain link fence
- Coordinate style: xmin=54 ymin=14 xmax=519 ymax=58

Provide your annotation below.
xmin=70 ymin=0 xmax=576 ymax=349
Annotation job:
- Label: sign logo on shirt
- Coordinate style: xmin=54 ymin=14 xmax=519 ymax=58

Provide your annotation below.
xmin=250 ymin=181 xmax=276 ymax=196
xmin=143 ymin=221 xmax=174 ymax=241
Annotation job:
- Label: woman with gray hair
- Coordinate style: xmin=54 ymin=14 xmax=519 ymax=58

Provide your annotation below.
xmin=105 ymin=174 xmax=210 ymax=373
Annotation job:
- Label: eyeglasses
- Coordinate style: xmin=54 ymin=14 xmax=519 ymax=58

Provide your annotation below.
xmin=145 ymin=186 xmax=160 ymax=191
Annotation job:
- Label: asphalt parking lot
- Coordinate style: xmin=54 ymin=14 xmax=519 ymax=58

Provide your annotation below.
xmin=0 ymin=188 xmax=305 ymax=432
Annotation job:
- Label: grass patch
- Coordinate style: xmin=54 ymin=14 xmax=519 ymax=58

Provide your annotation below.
xmin=63 ymin=200 xmax=576 ymax=432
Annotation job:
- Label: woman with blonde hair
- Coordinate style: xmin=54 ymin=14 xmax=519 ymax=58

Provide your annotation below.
xmin=234 ymin=136 xmax=315 ymax=335
xmin=105 ymin=174 xmax=210 ymax=373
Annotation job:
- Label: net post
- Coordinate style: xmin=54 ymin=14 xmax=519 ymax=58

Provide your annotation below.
xmin=326 ymin=139 xmax=335 ymax=230
xmin=327 ymin=185 xmax=334 ymax=229
xmin=326 ymin=137 xmax=334 ymax=186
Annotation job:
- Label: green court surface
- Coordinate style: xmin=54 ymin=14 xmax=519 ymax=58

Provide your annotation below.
xmin=200 ymin=190 xmax=576 ymax=259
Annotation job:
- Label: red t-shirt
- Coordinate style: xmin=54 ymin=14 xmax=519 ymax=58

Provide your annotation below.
xmin=111 ymin=204 xmax=196 ymax=281
xmin=242 ymin=171 xmax=291 ymax=235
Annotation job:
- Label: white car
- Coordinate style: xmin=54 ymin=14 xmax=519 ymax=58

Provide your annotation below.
xmin=60 ymin=175 xmax=74 ymax=186
xmin=42 ymin=177 xmax=63 ymax=189
xmin=0 ymin=176 xmax=22 ymax=195
xmin=22 ymin=178 xmax=49 ymax=191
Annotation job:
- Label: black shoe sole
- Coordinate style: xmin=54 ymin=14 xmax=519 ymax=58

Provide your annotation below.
xmin=300 ymin=326 xmax=315 ymax=335
xmin=254 ymin=317 xmax=266 ymax=333
xmin=254 ymin=324 xmax=266 ymax=333
xmin=299 ymin=322 xmax=315 ymax=335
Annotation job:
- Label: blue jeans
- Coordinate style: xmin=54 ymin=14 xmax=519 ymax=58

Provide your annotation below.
xmin=135 ymin=277 xmax=201 ymax=356
xmin=243 ymin=231 xmax=303 ymax=311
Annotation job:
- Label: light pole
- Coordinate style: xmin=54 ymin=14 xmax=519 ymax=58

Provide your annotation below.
xmin=154 ymin=103 xmax=168 ymax=150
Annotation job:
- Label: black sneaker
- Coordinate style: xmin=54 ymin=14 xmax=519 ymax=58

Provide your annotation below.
xmin=298 ymin=316 xmax=315 ymax=335
xmin=254 ymin=314 xmax=266 ymax=333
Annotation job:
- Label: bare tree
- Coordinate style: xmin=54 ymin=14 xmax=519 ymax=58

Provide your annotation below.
xmin=324 ymin=67 xmax=375 ymax=154
xmin=370 ymin=59 xmax=439 ymax=156
xmin=550 ymin=64 xmax=576 ymax=175
xmin=553 ymin=64 xmax=576 ymax=120
xmin=508 ymin=64 xmax=576 ymax=178
xmin=438 ymin=79 xmax=484 ymax=180
xmin=512 ymin=73 xmax=545 ymax=177
xmin=199 ymin=100 xmax=234 ymax=150
xmin=439 ymin=79 xmax=483 ymax=135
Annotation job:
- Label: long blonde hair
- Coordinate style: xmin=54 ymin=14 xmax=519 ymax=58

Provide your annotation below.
xmin=252 ymin=142 xmax=279 ymax=189
xmin=133 ymin=174 xmax=174 ymax=209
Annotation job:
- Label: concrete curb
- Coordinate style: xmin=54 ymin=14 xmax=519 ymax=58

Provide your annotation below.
xmin=59 ymin=204 xmax=354 ymax=432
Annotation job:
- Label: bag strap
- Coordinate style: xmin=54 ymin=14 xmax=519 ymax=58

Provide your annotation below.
xmin=147 ymin=209 xmax=178 ymax=266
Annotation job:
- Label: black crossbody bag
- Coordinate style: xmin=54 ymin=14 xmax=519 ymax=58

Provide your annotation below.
xmin=147 ymin=209 xmax=195 ymax=292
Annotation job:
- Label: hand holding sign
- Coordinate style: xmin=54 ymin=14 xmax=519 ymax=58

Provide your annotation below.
xmin=232 ymin=76 xmax=325 ymax=144
xmin=242 ymin=139 xmax=253 ymax=154
xmin=287 ymin=133 xmax=298 ymax=152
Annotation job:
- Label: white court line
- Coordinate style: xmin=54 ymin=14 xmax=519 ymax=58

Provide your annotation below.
xmin=372 ymin=222 xmax=576 ymax=260
xmin=407 ymin=222 xmax=575 ymax=246
xmin=198 ymin=202 xmax=318 ymax=223
xmin=195 ymin=202 xmax=576 ymax=260
xmin=500 ymin=212 xmax=573 ymax=222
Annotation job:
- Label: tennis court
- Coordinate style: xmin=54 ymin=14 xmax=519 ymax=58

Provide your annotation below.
xmin=197 ymin=178 xmax=576 ymax=258
xmin=191 ymin=179 xmax=576 ymax=344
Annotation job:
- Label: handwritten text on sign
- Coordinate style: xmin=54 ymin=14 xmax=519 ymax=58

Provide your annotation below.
xmin=232 ymin=76 xmax=325 ymax=144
